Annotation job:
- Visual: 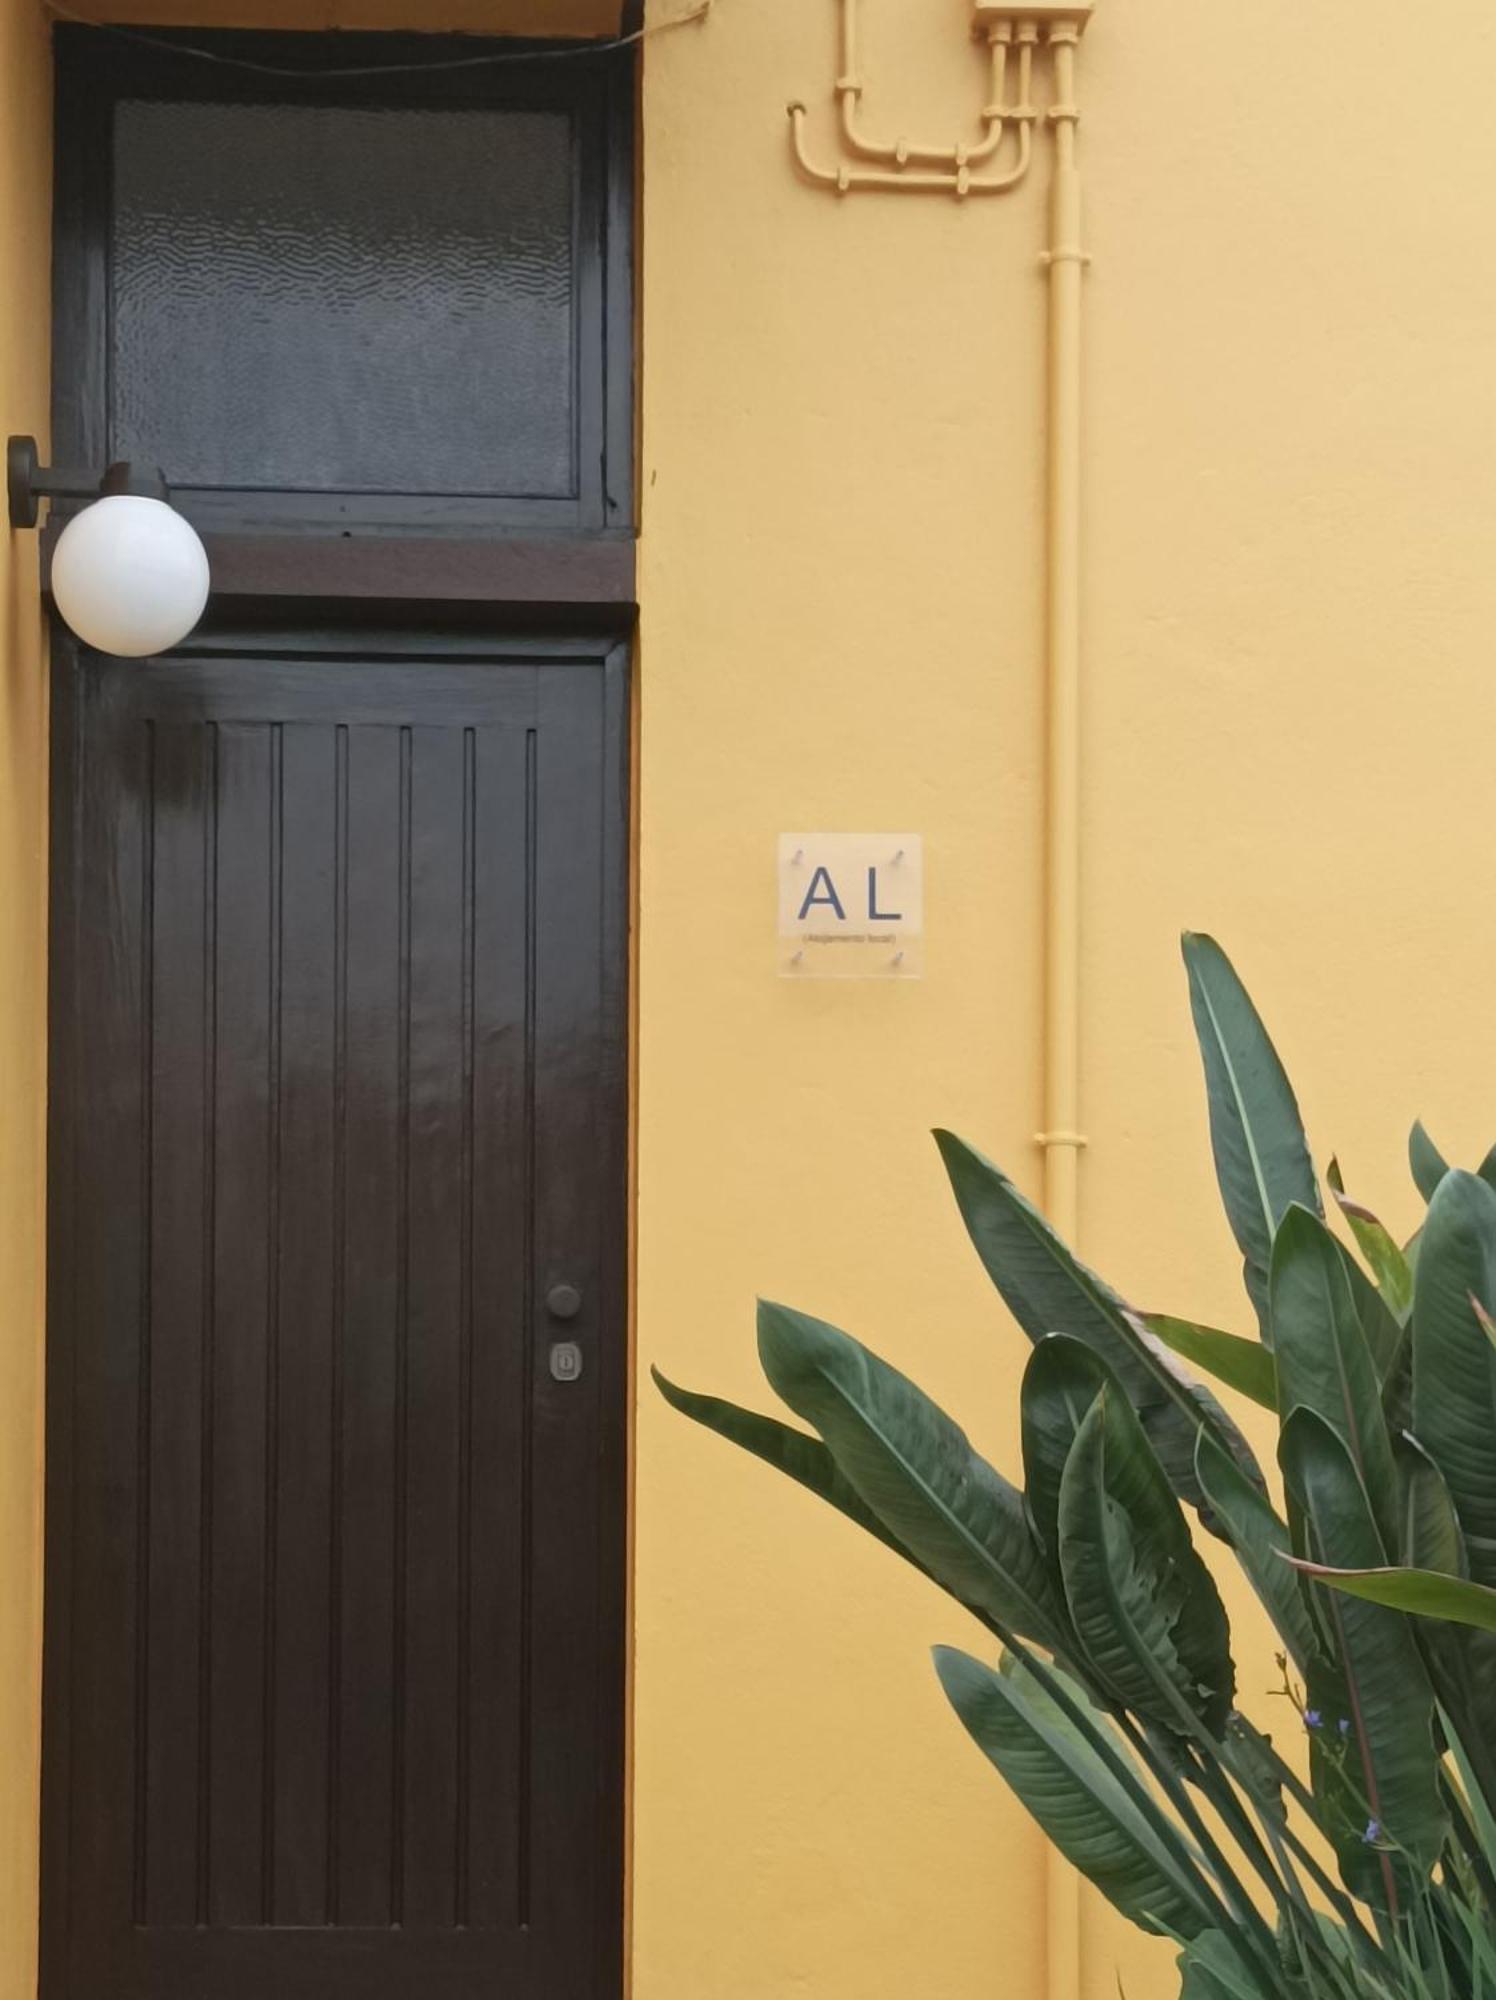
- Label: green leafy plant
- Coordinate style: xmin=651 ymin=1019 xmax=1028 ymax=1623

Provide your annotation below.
xmin=657 ymin=935 xmax=1496 ymax=1996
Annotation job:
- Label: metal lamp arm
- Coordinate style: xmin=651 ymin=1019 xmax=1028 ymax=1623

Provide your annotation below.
xmin=8 ymin=434 xmax=170 ymax=530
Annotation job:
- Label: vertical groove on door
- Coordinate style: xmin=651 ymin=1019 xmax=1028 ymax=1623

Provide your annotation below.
xmin=516 ymin=724 xmax=538 ymax=1932
xmin=261 ymin=724 xmax=285 ymax=1926
xmin=207 ymin=724 xmax=274 ymax=1925
xmin=196 ymin=722 xmax=221 ymax=1927
xmin=273 ymin=724 xmax=338 ymax=1925
xmin=131 ymin=719 xmax=157 ymax=1930
xmin=456 ymin=726 xmax=477 ymax=1927
xmin=466 ymin=713 xmax=534 ymax=1932
xmin=326 ymin=724 xmax=349 ymax=1926
xmin=145 ymin=722 xmax=213 ymax=1926
xmin=391 ymin=724 xmax=413 ymax=1929
xmin=337 ymin=725 xmax=401 ymax=1926
xmin=404 ymin=724 xmax=471 ymax=1927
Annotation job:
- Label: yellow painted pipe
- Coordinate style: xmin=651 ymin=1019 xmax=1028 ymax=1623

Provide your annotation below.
xmin=1038 ymin=24 xmax=1089 ymax=2000
xmin=789 ymin=101 xmax=1033 ymax=195
xmin=834 ymin=0 xmax=1016 ymax=170
xmin=787 ymin=0 xmax=1039 ymax=195
xmin=1039 ymin=26 xmax=1086 ymax=1241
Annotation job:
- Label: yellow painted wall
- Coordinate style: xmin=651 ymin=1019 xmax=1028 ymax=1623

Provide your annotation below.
xmin=0 ymin=3 xmax=50 ymax=1996
xmin=634 ymin=2 xmax=1496 ymax=1998
xmin=634 ymin=3 xmax=1051 ymax=1993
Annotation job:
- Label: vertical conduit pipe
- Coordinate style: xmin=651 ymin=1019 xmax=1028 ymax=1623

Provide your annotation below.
xmin=1039 ymin=23 xmax=1088 ymax=2000
xmin=1040 ymin=36 xmax=1086 ymax=1241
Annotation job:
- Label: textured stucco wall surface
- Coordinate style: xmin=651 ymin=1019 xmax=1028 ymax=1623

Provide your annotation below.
xmin=635 ymin=2 xmax=1496 ymax=1996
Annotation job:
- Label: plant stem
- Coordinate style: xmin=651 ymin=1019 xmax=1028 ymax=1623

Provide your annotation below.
xmin=1441 ymin=1767 xmax=1496 ymax=1911
xmin=989 ymin=1628 xmax=1245 ymax=1945
xmin=1208 ymin=1744 xmax=1411 ymax=1995
xmin=1184 ymin=1741 xmax=1298 ymax=1910
xmin=1222 ymin=1719 xmax=1409 ymax=1978
xmin=1113 ymin=1714 xmax=1284 ymax=1990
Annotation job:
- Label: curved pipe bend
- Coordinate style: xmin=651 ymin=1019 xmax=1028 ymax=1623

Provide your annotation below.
xmin=789 ymin=104 xmax=1033 ymax=196
xmin=836 ymin=89 xmax=1031 ymax=172
xmin=832 ymin=10 xmax=1025 ymax=172
xmin=836 ymin=92 xmax=993 ymax=170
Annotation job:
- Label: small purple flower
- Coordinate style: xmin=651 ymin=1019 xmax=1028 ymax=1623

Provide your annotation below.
xmin=1363 ymin=1820 xmax=1383 ymax=1846
xmin=1338 ymin=1718 xmax=1351 ymax=1739
xmin=1304 ymin=1709 xmax=1323 ymax=1731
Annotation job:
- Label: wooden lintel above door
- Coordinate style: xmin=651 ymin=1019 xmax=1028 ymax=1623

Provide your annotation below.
xmin=64 ymin=0 xmax=630 ymax=34
xmin=40 ymin=526 xmax=638 ymax=621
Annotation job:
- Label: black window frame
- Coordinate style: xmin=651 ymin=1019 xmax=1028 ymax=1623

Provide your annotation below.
xmin=51 ymin=24 xmax=635 ymax=585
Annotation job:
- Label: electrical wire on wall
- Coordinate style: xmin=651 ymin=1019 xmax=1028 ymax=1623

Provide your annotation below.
xmin=41 ymin=0 xmax=711 ymax=76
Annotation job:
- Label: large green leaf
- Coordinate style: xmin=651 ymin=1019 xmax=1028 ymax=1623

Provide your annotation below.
xmin=1394 ymin=1432 xmax=1464 ymax=1576
xmin=1058 ymin=1392 xmax=1235 ymax=1737
xmin=1428 ymin=1623 xmax=1496 ymax=1855
xmin=1291 ymin=1562 xmax=1496 ymax=1633
xmin=1269 ymin=1205 xmax=1400 ymax=1555
xmin=1333 ymin=1236 xmax=1404 ymax=1383
xmin=1408 ymin=1121 xmax=1451 ymax=1204
xmin=1279 ymin=1408 xmax=1447 ymax=1906
xmin=1020 ymin=1335 xmax=1108 ymax=1574
xmin=1400 ymin=1426 xmax=1496 ymax=1824
xmin=1410 ymin=1169 xmax=1496 ymax=1589
xmin=1379 ymin=1327 xmax=1413 ymax=1438
xmin=1327 ymin=1159 xmax=1413 ymax=1322
xmin=1303 ymin=1431 xmax=1496 ymax=1865
xmin=1181 ymin=933 xmax=1321 ymax=1341
xmin=1145 ymin=1314 xmax=1277 ymax=1412
xmin=935 ymin=1130 xmax=1263 ymax=1519
xmin=1194 ymin=1431 xmax=1319 ymax=1675
xmin=1296 ymin=1644 xmax=1386 ymax=1910
xmin=1176 ymin=1931 xmax=1279 ymax=2000
xmin=652 ymin=1367 xmax=931 ymax=1577
xmin=1442 ymin=1688 xmax=1496 ymax=1885
xmin=934 ymin=1647 xmax=1215 ymax=1941
xmin=754 ymin=1301 xmax=1069 ymax=1652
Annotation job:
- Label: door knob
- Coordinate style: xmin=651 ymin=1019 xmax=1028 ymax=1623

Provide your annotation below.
xmin=546 ymin=1283 xmax=583 ymax=1321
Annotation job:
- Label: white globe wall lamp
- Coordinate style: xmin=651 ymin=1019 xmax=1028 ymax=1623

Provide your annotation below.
xmin=7 ymin=433 xmax=210 ymax=658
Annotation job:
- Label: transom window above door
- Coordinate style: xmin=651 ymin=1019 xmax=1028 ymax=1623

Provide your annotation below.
xmin=114 ymin=101 xmax=575 ymax=500
xmin=56 ymin=28 xmax=633 ymax=537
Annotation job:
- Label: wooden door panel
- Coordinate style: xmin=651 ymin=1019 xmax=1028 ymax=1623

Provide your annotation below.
xmin=45 ymin=635 xmax=627 ymax=2000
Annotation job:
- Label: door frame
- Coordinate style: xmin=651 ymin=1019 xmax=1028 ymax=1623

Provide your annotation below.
xmin=43 ymin=22 xmax=638 ymax=1985
xmin=42 ymin=625 xmax=633 ymax=1998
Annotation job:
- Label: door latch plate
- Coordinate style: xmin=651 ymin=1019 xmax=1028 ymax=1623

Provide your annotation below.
xmin=549 ymin=1340 xmax=584 ymax=1383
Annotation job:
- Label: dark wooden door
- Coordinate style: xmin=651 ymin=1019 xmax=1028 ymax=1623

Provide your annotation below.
xmin=43 ymin=631 xmax=628 ymax=2000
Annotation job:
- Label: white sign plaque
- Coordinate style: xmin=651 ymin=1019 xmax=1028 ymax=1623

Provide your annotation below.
xmin=778 ymin=833 xmax=924 ymax=979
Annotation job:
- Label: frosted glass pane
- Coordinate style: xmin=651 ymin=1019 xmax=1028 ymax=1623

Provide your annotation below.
xmin=111 ymin=99 xmax=576 ymax=497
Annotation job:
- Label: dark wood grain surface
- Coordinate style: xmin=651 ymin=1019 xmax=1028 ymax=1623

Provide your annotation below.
xmin=45 ymin=633 xmax=629 ymax=2000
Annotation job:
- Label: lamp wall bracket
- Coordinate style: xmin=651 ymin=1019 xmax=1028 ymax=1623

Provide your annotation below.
xmin=8 ymin=434 xmax=170 ymax=531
